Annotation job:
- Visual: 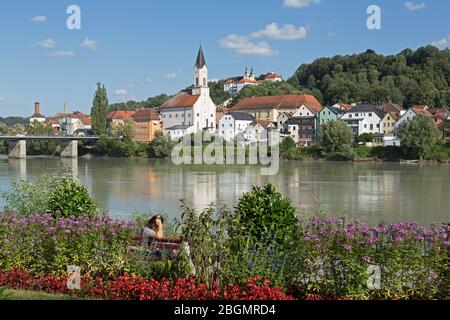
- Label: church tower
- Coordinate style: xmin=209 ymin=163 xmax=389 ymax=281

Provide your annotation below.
xmin=192 ymin=46 xmax=209 ymax=96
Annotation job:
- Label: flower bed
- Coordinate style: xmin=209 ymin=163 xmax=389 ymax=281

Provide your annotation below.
xmin=0 ymin=213 xmax=134 ymax=276
xmin=0 ymin=269 xmax=294 ymax=300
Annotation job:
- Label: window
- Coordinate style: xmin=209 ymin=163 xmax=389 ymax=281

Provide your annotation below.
xmin=369 ymin=113 xmax=372 ymax=117
xmin=370 ymin=124 xmax=374 ymax=130
xmin=196 ymin=78 xmax=199 ymax=86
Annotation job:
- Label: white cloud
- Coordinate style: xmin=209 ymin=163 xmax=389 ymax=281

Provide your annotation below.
xmin=432 ymin=35 xmax=450 ymax=50
xmin=37 ymin=38 xmax=56 ymax=49
xmin=32 ymin=16 xmax=47 ymax=23
xmin=81 ymin=37 xmax=97 ymax=50
xmin=251 ymin=23 xmax=307 ymax=40
xmin=46 ymin=50 xmax=74 ymax=58
xmin=283 ymin=0 xmax=320 ymax=8
xmin=165 ymin=71 xmax=181 ymax=80
xmin=405 ymin=2 xmax=426 ymax=11
xmin=114 ymin=89 xmax=128 ymax=98
xmin=220 ymin=34 xmax=279 ymax=57
xmin=146 ymin=77 xmax=152 ymax=84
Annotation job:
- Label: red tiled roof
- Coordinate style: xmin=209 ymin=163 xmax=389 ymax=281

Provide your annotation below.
xmin=255 ymin=119 xmax=273 ymax=128
xmin=264 ymin=73 xmax=282 ymax=79
xmin=132 ymin=108 xmax=160 ymax=122
xmin=108 ymin=110 xmax=136 ymax=120
xmin=67 ymin=112 xmax=92 ymax=125
xmin=411 ymin=107 xmax=432 ymax=117
xmin=380 ymin=103 xmax=404 ymax=113
xmin=160 ymin=91 xmax=200 ymax=110
xmin=231 ymin=94 xmax=322 ymax=112
xmin=238 ymin=78 xmax=260 ymax=84
xmin=46 ymin=117 xmax=60 ymax=125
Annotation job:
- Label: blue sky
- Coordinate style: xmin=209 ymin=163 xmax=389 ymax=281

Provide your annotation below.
xmin=0 ymin=0 xmax=449 ymax=117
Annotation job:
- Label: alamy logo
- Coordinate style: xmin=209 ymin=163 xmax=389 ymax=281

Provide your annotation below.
xmin=67 ymin=265 xmax=81 ymax=290
xmin=367 ymin=5 xmax=382 ymax=30
xmin=66 ymin=5 xmax=81 ymax=30
xmin=170 ymin=130 xmax=280 ymax=176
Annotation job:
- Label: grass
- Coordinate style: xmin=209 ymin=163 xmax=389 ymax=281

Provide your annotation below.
xmin=0 ymin=287 xmax=96 ymax=300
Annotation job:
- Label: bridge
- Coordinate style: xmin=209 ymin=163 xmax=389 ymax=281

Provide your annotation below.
xmin=0 ymin=135 xmax=100 ymax=159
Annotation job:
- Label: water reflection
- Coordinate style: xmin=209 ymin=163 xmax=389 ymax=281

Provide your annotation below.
xmin=0 ymin=156 xmax=448 ymax=225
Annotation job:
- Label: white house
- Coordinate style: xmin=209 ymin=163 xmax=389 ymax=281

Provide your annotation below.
xmin=395 ymin=107 xmax=433 ymax=130
xmin=383 ymin=134 xmax=402 ymax=147
xmin=160 ymin=46 xmax=217 ymax=140
xmin=277 ymin=112 xmax=291 ymax=133
xmin=243 ymin=120 xmax=276 ymax=144
xmin=218 ymin=112 xmax=255 ymax=141
xmin=340 ymin=104 xmax=385 ymax=136
xmin=29 ymin=102 xmax=46 ymax=125
xmin=59 ymin=112 xmax=92 ymax=135
xmin=262 ymin=72 xmax=282 ymax=82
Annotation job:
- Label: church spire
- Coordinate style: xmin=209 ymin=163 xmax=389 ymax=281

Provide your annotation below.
xmin=195 ymin=45 xmax=206 ymax=69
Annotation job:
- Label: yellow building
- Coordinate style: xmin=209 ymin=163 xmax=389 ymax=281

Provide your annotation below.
xmin=230 ymin=94 xmax=322 ymax=122
xmin=132 ymin=109 xmax=162 ymax=142
xmin=380 ymin=112 xmax=398 ymax=134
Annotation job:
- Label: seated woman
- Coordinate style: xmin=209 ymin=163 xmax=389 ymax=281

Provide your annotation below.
xmin=141 ymin=215 xmax=164 ymax=242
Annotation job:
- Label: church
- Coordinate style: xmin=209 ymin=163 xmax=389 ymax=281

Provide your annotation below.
xmin=160 ymin=46 xmax=217 ymax=140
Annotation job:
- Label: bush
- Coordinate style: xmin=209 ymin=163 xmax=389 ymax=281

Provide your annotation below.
xmin=235 ymin=183 xmax=298 ymax=244
xmin=47 ymin=178 xmax=98 ymax=217
xmin=354 ymin=145 xmax=372 ymax=159
xmin=324 ymin=144 xmax=354 ymax=161
xmin=0 ymin=170 xmax=97 ymax=216
xmin=148 ymin=132 xmax=177 ymax=158
xmin=371 ymin=146 xmax=404 ymax=161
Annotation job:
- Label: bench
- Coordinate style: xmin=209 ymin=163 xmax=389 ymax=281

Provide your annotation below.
xmin=128 ymin=236 xmax=182 ymax=260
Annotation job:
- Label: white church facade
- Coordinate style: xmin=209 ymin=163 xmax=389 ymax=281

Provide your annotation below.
xmin=160 ymin=46 xmax=217 ymax=140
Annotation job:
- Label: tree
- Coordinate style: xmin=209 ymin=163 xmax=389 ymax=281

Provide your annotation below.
xmin=291 ymin=46 xmax=450 ymax=107
xmin=148 ymin=131 xmax=176 ymax=158
xmin=26 ymin=122 xmax=58 ymax=155
xmin=399 ymin=115 xmax=440 ymax=160
xmin=91 ymin=82 xmax=109 ymax=135
xmin=319 ymin=120 xmax=353 ymax=152
xmin=356 ymin=133 xmax=376 ymax=144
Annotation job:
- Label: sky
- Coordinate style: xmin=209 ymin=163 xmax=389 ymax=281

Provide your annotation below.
xmin=0 ymin=0 xmax=449 ymax=117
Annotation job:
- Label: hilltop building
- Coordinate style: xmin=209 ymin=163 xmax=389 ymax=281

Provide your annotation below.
xmin=224 ymin=68 xmax=282 ymax=96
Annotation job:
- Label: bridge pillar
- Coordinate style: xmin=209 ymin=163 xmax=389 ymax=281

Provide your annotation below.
xmin=60 ymin=140 xmax=78 ymax=158
xmin=8 ymin=140 xmax=26 ymax=159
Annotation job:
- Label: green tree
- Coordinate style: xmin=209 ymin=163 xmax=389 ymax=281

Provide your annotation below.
xmin=356 ymin=133 xmax=376 ymax=144
xmin=399 ymin=115 xmax=440 ymax=160
xmin=26 ymin=122 xmax=58 ymax=155
xmin=91 ymin=83 xmax=109 ymax=135
xmin=148 ymin=131 xmax=176 ymax=158
xmin=319 ymin=120 xmax=353 ymax=152
xmin=291 ymin=46 xmax=450 ymax=107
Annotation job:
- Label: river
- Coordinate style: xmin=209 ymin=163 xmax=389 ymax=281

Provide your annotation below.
xmin=0 ymin=156 xmax=448 ymax=225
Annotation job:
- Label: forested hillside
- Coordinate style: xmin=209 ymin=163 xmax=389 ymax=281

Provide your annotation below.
xmin=289 ymin=46 xmax=450 ymax=107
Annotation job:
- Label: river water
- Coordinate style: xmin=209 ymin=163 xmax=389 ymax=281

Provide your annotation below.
xmin=0 ymin=156 xmax=448 ymax=225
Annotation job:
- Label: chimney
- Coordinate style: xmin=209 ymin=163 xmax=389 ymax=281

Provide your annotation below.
xmin=64 ymin=103 xmax=68 ymax=114
xmin=34 ymin=102 xmax=41 ymax=115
